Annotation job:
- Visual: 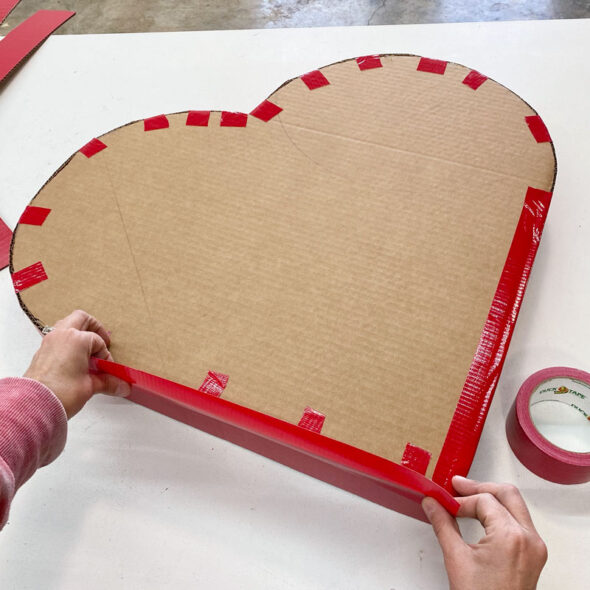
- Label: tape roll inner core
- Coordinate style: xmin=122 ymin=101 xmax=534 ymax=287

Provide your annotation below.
xmin=529 ymin=376 xmax=590 ymax=453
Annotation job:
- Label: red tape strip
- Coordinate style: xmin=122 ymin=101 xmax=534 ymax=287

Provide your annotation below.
xmin=144 ymin=115 xmax=169 ymax=131
xmin=356 ymin=55 xmax=382 ymax=71
xmin=300 ymin=70 xmax=330 ymax=90
xmin=525 ymin=115 xmax=551 ymax=143
xmin=198 ymin=371 xmax=229 ymax=398
xmin=401 ymin=443 xmax=431 ymax=475
xmin=80 ymin=138 xmax=107 ymax=158
xmin=0 ymin=10 xmax=75 ymax=83
xmin=433 ymin=186 xmax=553 ymax=490
xmin=462 ymin=70 xmax=488 ymax=90
xmin=220 ymin=112 xmax=248 ymax=127
xmin=250 ymin=100 xmax=282 ymax=122
xmin=0 ymin=217 xmax=12 ymax=270
xmin=298 ymin=407 xmax=325 ymax=434
xmin=186 ymin=111 xmax=211 ymax=126
xmin=0 ymin=0 xmax=21 ymax=24
xmin=417 ymin=57 xmax=447 ymax=75
xmin=12 ymin=261 xmax=47 ymax=292
xmin=19 ymin=206 xmax=51 ymax=226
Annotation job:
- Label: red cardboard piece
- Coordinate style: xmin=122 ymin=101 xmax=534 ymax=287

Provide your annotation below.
xmin=0 ymin=217 xmax=12 ymax=270
xmin=0 ymin=10 xmax=75 ymax=83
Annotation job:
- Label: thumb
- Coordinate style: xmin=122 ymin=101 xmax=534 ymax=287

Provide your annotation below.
xmin=422 ymin=497 xmax=465 ymax=557
xmin=91 ymin=372 xmax=131 ymax=397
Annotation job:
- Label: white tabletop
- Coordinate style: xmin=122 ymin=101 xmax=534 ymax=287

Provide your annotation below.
xmin=0 ymin=19 xmax=589 ymax=590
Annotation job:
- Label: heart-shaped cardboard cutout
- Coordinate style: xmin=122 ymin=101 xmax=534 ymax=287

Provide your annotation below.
xmin=10 ymin=55 xmax=556 ymax=519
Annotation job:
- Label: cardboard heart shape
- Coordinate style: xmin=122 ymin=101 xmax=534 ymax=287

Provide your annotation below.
xmin=10 ymin=55 xmax=556 ymax=520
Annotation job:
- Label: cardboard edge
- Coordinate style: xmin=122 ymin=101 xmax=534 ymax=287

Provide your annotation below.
xmin=91 ymin=358 xmax=459 ymax=521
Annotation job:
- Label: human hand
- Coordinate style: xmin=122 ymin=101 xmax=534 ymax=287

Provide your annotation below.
xmin=24 ymin=310 xmax=131 ymax=418
xmin=422 ymin=476 xmax=547 ymax=590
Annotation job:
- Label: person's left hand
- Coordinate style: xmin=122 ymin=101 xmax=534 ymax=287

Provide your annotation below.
xmin=24 ymin=310 xmax=130 ymax=418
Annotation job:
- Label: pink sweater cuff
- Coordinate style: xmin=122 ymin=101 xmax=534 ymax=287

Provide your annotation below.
xmin=0 ymin=377 xmax=67 ymax=492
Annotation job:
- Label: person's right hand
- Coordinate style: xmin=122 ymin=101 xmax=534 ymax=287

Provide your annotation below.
xmin=422 ymin=476 xmax=547 ymax=590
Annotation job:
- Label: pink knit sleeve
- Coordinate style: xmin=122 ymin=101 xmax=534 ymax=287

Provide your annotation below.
xmin=0 ymin=377 xmax=67 ymax=530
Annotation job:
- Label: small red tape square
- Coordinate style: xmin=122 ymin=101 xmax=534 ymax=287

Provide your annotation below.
xmin=297 ymin=407 xmax=325 ymax=434
xmin=198 ymin=371 xmax=229 ymax=397
xmin=300 ymin=70 xmax=330 ymax=90
xmin=144 ymin=115 xmax=169 ymax=131
xmin=12 ymin=261 xmax=48 ymax=293
xmin=0 ymin=217 xmax=12 ymax=270
xmin=462 ymin=70 xmax=488 ymax=90
xmin=220 ymin=112 xmax=248 ymax=127
xmin=417 ymin=57 xmax=447 ymax=75
xmin=401 ymin=443 xmax=431 ymax=475
xmin=79 ymin=138 xmax=107 ymax=158
xmin=186 ymin=111 xmax=211 ymax=126
xmin=356 ymin=55 xmax=382 ymax=71
xmin=250 ymin=100 xmax=283 ymax=122
xmin=525 ymin=115 xmax=551 ymax=143
xmin=19 ymin=206 xmax=51 ymax=226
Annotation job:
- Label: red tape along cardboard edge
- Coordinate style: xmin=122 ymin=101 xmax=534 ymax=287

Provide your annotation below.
xmin=90 ymin=357 xmax=459 ymax=522
xmin=433 ymin=186 xmax=553 ymax=490
xmin=0 ymin=10 xmax=75 ymax=83
xmin=0 ymin=0 xmax=20 ymax=24
xmin=506 ymin=367 xmax=590 ymax=484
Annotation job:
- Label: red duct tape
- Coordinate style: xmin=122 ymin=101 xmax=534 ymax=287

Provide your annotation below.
xmin=220 ymin=111 xmax=248 ymax=127
xmin=300 ymin=70 xmax=330 ymax=90
xmin=525 ymin=115 xmax=551 ymax=143
xmin=186 ymin=111 xmax=211 ymax=126
xmin=298 ymin=407 xmax=325 ymax=434
xmin=0 ymin=217 xmax=12 ymax=270
xmin=19 ymin=206 xmax=51 ymax=226
xmin=144 ymin=115 xmax=169 ymax=131
xmin=198 ymin=371 xmax=229 ymax=398
xmin=11 ymin=261 xmax=47 ymax=292
xmin=250 ymin=100 xmax=282 ymax=122
xmin=462 ymin=70 xmax=488 ymax=90
xmin=401 ymin=443 xmax=431 ymax=475
xmin=417 ymin=57 xmax=447 ymax=75
xmin=506 ymin=367 xmax=590 ymax=484
xmin=433 ymin=186 xmax=553 ymax=490
xmin=91 ymin=357 xmax=459 ymax=521
xmin=356 ymin=55 xmax=383 ymax=71
xmin=0 ymin=0 xmax=21 ymax=24
xmin=0 ymin=10 xmax=75 ymax=83
xmin=80 ymin=138 xmax=107 ymax=158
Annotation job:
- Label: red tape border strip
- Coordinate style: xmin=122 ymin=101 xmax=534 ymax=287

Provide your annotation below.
xmin=19 ymin=206 xmax=51 ymax=226
xmin=12 ymin=261 xmax=47 ymax=292
xmin=433 ymin=186 xmax=553 ymax=490
xmin=0 ymin=217 xmax=12 ymax=270
xmin=0 ymin=0 xmax=21 ymax=24
xmin=92 ymin=356 xmax=460 ymax=521
xmin=0 ymin=10 xmax=75 ymax=83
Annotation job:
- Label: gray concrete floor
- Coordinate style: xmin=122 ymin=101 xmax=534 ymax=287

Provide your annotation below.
xmin=1 ymin=0 xmax=589 ymax=35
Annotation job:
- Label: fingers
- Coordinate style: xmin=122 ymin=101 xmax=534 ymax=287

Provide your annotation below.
xmin=54 ymin=310 xmax=111 ymax=347
xmin=87 ymin=332 xmax=113 ymax=362
xmin=422 ymin=497 xmax=465 ymax=558
xmin=453 ymin=476 xmax=536 ymax=531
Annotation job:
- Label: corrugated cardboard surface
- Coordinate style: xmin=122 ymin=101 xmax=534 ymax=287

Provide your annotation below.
xmin=11 ymin=55 xmax=555 ymax=477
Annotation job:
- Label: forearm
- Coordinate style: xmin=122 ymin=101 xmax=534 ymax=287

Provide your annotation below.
xmin=0 ymin=377 xmax=67 ymax=529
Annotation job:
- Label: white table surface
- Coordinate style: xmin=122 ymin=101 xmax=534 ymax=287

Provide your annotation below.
xmin=1 ymin=18 xmax=589 ymax=590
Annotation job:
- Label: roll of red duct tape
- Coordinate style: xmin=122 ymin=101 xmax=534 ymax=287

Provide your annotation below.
xmin=506 ymin=367 xmax=590 ymax=484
